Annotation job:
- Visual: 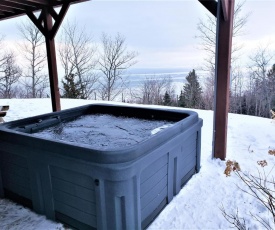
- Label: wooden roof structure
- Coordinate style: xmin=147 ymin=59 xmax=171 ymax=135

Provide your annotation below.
xmin=0 ymin=0 xmax=234 ymax=160
xmin=0 ymin=0 xmax=86 ymax=21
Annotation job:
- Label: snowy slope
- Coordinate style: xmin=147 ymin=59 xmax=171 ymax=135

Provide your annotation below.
xmin=0 ymin=98 xmax=274 ymax=229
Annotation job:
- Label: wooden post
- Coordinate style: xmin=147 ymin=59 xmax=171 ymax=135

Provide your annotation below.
xmin=44 ymin=8 xmax=61 ymax=112
xmin=27 ymin=3 xmax=70 ymax=112
xmin=213 ymin=0 xmax=235 ymax=160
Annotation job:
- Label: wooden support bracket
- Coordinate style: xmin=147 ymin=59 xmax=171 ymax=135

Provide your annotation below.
xmin=26 ymin=2 xmax=70 ymax=40
xmin=198 ymin=0 xmax=217 ymax=17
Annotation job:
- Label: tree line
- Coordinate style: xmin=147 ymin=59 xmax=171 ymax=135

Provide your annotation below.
xmin=129 ymin=64 xmax=275 ymax=119
xmin=0 ymin=21 xmax=137 ymax=101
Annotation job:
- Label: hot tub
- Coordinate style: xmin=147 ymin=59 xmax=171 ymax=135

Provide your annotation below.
xmin=0 ymin=104 xmax=202 ymax=229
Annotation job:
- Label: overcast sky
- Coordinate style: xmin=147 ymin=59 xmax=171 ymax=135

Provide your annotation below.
xmin=0 ymin=0 xmax=275 ymax=70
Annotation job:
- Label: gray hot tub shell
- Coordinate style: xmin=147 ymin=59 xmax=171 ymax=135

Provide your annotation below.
xmin=0 ymin=104 xmax=203 ymax=229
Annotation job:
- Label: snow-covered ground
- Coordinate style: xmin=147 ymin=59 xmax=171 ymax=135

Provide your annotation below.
xmin=0 ymin=98 xmax=274 ymax=229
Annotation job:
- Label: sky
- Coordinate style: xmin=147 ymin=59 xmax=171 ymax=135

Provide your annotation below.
xmin=0 ymin=0 xmax=275 ymax=71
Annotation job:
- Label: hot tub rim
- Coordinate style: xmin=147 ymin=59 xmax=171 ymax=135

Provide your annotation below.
xmin=0 ymin=104 xmax=202 ymax=164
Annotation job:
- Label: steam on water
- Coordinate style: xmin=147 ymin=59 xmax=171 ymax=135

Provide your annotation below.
xmin=33 ymin=114 xmax=175 ymax=150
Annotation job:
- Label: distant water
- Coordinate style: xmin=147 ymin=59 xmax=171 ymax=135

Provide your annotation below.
xmin=126 ymin=67 xmax=191 ymax=75
xmin=123 ymin=68 xmax=192 ymax=88
xmin=95 ymin=68 xmax=206 ymax=99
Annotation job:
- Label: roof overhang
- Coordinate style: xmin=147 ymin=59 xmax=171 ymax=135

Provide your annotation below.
xmin=0 ymin=0 xmax=88 ymax=21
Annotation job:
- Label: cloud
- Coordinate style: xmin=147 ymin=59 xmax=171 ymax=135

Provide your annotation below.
xmin=65 ymin=0 xmax=206 ymax=69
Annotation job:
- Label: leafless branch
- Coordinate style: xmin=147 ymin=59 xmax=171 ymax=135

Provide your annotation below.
xmin=17 ymin=20 xmax=48 ymax=98
xmin=98 ymin=33 xmax=138 ymax=101
xmin=59 ymin=20 xmax=98 ymax=99
xmin=220 ymin=205 xmax=246 ymax=230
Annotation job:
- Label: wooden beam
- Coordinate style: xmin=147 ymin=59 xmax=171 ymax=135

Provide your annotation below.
xmin=50 ymin=2 xmax=70 ymax=39
xmin=0 ymin=1 xmax=34 ymax=11
xmin=37 ymin=9 xmax=43 ymax=23
xmin=48 ymin=7 xmax=58 ymax=21
xmin=26 ymin=10 xmax=46 ymax=36
xmin=198 ymin=0 xmax=217 ymax=17
xmin=3 ymin=0 xmax=39 ymax=7
xmin=21 ymin=0 xmax=48 ymax=5
xmin=213 ymin=0 xmax=235 ymax=160
xmin=43 ymin=7 xmax=61 ymax=111
xmin=0 ymin=5 xmax=17 ymax=13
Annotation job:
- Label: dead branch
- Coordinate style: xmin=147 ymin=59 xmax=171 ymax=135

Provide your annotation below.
xmin=220 ymin=205 xmax=246 ymax=230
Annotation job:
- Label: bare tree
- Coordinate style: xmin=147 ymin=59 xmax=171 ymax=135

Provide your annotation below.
xmin=230 ymin=66 xmax=245 ymax=113
xmin=130 ymin=76 xmax=174 ymax=105
xmin=0 ymin=35 xmax=7 ymax=69
xmin=18 ymin=21 xmax=48 ymax=98
xmin=197 ymin=1 xmax=249 ymax=112
xmin=0 ymin=52 xmax=22 ymax=98
xmin=246 ymin=45 xmax=274 ymax=117
xmin=197 ymin=0 xmax=249 ymax=72
xmin=202 ymin=71 xmax=215 ymax=110
xmin=267 ymin=64 xmax=275 ymax=111
xmin=59 ymin=21 xmax=98 ymax=99
xmin=196 ymin=14 xmax=216 ymax=73
xmin=98 ymin=33 xmax=138 ymax=101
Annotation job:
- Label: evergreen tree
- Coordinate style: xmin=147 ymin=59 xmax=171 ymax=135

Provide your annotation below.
xmin=178 ymin=90 xmax=186 ymax=107
xmin=182 ymin=69 xmax=202 ymax=108
xmin=62 ymin=74 xmax=82 ymax=98
xmin=163 ymin=91 xmax=171 ymax=106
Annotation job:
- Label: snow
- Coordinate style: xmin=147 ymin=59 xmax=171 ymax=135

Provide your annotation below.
xmin=32 ymin=114 xmax=174 ymax=150
xmin=0 ymin=98 xmax=274 ymax=229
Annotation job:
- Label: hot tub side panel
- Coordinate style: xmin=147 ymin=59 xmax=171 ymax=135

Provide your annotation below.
xmin=0 ymin=150 xmax=32 ymax=208
xmin=95 ymin=123 xmax=202 ymax=230
xmin=0 ymin=140 xmax=101 ymax=230
xmin=50 ymin=166 xmax=97 ymax=229
xmin=140 ymin=119 xmax=202 ymax=228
